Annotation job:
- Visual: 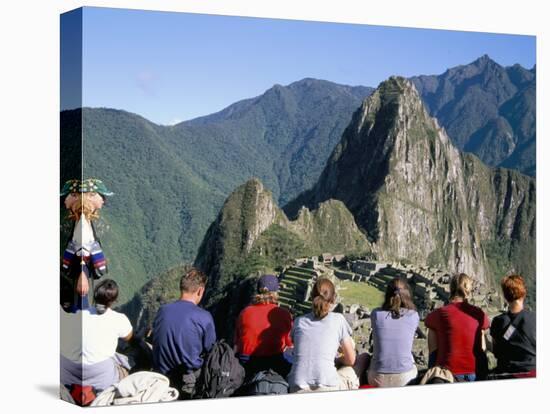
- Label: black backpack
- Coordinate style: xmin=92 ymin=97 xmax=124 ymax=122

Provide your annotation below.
xmin=242 ymin=369 xmax=289 ymax=396
xmin=196 ymin=340 xmax=245 ymax=398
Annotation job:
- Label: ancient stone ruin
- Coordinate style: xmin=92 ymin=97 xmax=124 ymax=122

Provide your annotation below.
xmin=277 ymin=254 xmax=503 ymax=371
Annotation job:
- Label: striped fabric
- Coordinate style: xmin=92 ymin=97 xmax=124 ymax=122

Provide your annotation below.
xmin=62 ymin=248 xmax=77 ymax=269
xmin=90 ymin=242 xmax=107 ymax=275
xmin=61 ymin=240 xmax=107 ymax=276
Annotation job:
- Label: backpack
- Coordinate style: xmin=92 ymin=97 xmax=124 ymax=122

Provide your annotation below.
xmin=196 ymin=340 xmax=245 ymax=398
xmin=242 ymin=369 xmax=289 ymax=396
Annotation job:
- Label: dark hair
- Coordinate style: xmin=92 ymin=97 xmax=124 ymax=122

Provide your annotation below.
xmin=501 ymin=274 xmax=527 ymax=302
xmin=94 ymin=279 xmax=119 ymax=308
xmin=382 ymin=277 xmax=416 ymax=318
xmin=180 ymin=268 xmax=207 ymax=293
xmin=450 ymin=273 xmax=473 ymax=300
xmin=311 ymin=278 xmax=336 ymax=319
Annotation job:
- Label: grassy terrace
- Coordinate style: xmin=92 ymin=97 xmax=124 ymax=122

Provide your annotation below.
xmin=278 ymin=266 xmax=315 ymax=316
xmin=337 ymin=280 xmax=385 ymax=310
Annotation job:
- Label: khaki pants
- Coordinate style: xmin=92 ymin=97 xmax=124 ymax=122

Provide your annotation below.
xmin=292 ymin=366 xmax=360 ymax=393
xmin=116 ymin=364 xmax=129 ymax=381
xmin=367 ymin=365 xmax=418 ymax=387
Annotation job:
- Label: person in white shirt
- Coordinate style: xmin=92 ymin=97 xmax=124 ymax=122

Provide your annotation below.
xmin=287 ymin=278 xmax=359 ymax=392
xmin=61 ymin=279 xmax=133 ymax=391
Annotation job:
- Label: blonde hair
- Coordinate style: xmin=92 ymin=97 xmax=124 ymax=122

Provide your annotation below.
xmin=253 ymin=291 xmax=279 ymax=305
xmin=450 ymin=273 xmax=473 ymax=300
xmin=67 ymin=193 xmax=101 ymax=221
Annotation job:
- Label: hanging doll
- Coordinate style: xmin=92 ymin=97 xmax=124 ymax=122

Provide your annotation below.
xmin=60 ymin=178 xmax=113 ymax=312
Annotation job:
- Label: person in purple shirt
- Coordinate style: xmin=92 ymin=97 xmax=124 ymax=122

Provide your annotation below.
xmin=368 ymin=277 xmax=419 ymax=387
xmin=152 ymin=268 xmax=216 ymax=399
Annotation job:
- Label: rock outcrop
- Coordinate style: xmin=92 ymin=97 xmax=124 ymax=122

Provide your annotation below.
xmin=195 ymin=178 xmax=371 ymax=305
xmin=287 ymin=199 xmax=371 ymax=255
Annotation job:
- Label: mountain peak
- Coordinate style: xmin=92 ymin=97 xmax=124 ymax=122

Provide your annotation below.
xmin=263 ymin=83 xmax=288 ymax=98
xmin=472 ymin=54 xmax=497 ymax=67
xmin=239 ymin=177 xmax=265 ymax=193
xmin=376 ymin=76 xmax=421 ymax=101
xmin=381 ymin=75 xmax=410 ymax=87
xmin=353 ymin=76 xmax=434 ymax=137
xmin=194 ymin=177 xmax=281 ymax=277
xmin=290 ymin=77 xmax=324 ymax=86
xmin=287 ymin=74 xmax=482 ymax=271
xmin=286 ymin=75 xmax=450 ymax=219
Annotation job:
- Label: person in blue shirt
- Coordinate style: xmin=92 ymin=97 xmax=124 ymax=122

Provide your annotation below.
xmin=368 ymin=277 xmax=419 ymax=387
xmin=152 ymin=268 xmax=216 ymax=399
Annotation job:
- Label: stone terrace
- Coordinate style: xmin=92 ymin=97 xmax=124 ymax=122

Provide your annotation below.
xmin=278 ymin=265 xmax=317 ymax=316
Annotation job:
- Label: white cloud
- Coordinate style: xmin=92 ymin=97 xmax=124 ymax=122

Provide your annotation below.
xmin=164 ymin=118 xmax=183 ymax=126
xmin=136 ymin=70 xmax=157 ymax=97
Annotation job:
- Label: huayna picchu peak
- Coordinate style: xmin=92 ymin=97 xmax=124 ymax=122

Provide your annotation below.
xmin=285 ymin=77 xmax=535 ymax=290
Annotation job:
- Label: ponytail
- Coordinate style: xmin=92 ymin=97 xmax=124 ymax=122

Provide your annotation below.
xmin=313 ymin=295 xmax=332 ymax=319
xmin=450 ymin=273 xmax=473 ymax=301
xmin=311 ymin=278 xmax=336 ymax=319
xmin=382 ymin=277 xmax=416 ymax=318
xmin=388 ymin=288 xmax=402 ymax=318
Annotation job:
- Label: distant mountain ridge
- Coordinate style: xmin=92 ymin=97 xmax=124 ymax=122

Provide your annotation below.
xmin=411 ymin=55 xmax=536 ymax=175
xmin=180 ymin=78 xmax=374 ymax=205
xmin=183 ymin=55 xmax=536 ymax=177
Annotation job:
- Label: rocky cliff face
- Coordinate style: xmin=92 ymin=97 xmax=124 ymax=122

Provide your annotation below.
xmin=288 ymin=199 xmax=371 ymax=254
xmin=462 ymin=156 xmax=536 ymax=299
xmin=286 ymin=77 xmax=535 ymax=286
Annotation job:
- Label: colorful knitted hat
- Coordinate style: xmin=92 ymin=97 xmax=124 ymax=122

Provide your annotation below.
xmin=60 ymin=178 xmax=114 ymax=197
xmin=60 ymin=179 xmax=80 ymax=196
xmin=80 ymin=178 xmax=114 ymax=196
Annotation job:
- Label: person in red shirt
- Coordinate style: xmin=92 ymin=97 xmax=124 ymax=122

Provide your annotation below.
xmin=425 ymin=273 xmax=490 ymax=381
xmin=234 ymin=274 xmax=293 ymax=378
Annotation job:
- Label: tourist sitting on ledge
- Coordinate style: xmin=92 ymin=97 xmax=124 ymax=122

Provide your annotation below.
xmin=368 ymin=277 xmax=419 ymax=387
xmin=234 ymin=274 xmax=293 ymax=379
xmin=490 ymin=274 xmax=536 ymax=378
xmin=425 ymin=273 xmax=489 ymax=382
xmin=60 ymin=279 xmax=133 ymax=394
xmin=287 ymin=278 xmax=359 ymax=392
xmin=152 ymin=268 xmax=216 ymax=399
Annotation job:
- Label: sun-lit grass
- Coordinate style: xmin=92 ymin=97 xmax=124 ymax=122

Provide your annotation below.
xmin=337 ymin=280 xmax=385 ymax=310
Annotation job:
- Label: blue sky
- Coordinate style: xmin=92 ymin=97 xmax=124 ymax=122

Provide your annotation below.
xmin=63 ymin=7 xmax=536 ymax=125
